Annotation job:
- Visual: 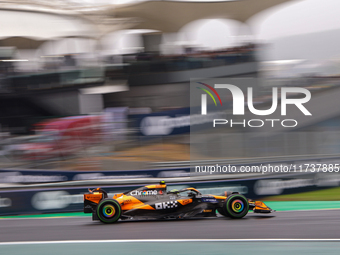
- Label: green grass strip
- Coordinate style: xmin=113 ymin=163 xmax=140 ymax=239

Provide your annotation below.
xmin=264 ymin=201 xmax=340 ymax=211
xmin=263 ymin=186 xmax=340 ymax=201
xmin=0 ymin=212 xmax=90 ymax=219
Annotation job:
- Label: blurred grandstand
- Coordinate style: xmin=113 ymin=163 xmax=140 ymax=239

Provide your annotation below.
xmin=0 ymin=0 xmax=339 ymax=173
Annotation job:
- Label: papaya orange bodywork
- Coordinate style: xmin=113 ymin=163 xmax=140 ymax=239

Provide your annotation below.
xmin=211 ymin=195 xmax=227 ymax=200
xmin=113 ymin=195 xmax=155 ymax=211
xmin=254 ymin=201 xmax=271 ymax=211
xmin=145 ymin=184 xmax=166 ymax=189
xmin=177 ymin=198 xmax=193 ymax=205
xmin=186 ymin=188 xmax=200 ymax=193
xmin=84 ymin=193 xmax=103 ymax=204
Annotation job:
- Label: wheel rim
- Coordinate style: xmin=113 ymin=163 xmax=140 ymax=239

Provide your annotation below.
xmin=231 ymin=199 xmax=244 ymax=213
xmin=103 ymin=204 xmax=116 ymax=218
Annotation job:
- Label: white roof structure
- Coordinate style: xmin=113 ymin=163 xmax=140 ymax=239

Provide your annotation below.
xmin=0 ymin=0 xmax=138 ymax=45
xmin=0 ymin=0 xmax=293 ymax=49
xmin=111 ymin=0 xmax=294 ymax=32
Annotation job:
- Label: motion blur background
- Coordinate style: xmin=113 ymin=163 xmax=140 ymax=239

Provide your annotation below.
xmin=1 ymin=0 xmax=340 ymax=222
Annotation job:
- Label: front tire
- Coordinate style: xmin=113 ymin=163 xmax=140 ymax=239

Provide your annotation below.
xmin=97 ymin=199 xmax=121 ymax=223
xmin=223 ymin=194 xmax=249 ymax=219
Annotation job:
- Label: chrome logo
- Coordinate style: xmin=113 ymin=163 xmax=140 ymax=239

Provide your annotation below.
xmin=130 ymin=190 xmax=158 ymax=196
xmin=103 ymin=204 xmax=115 ymax=218
xmin=231 ymin=199 xmax=244 ymax=213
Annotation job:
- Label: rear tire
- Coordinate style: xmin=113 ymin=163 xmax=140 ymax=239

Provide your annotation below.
xmin=97 ymin=199 xmax=121 ymax=223
xmin=223 ymin=194 xmax=249 ymax=219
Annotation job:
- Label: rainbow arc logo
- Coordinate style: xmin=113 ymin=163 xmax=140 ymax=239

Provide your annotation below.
xmin=196 ymin=82 xmax=223 ymax=107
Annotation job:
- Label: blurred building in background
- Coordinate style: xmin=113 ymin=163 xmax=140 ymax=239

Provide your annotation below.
xmin=2 ymin=0 xmax=340 ymax=169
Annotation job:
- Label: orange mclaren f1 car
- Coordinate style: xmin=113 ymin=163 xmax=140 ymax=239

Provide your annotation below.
xmin=84 ymin=181 xmax=274 ymax=223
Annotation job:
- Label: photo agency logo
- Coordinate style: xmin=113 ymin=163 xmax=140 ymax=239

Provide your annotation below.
xmin=195 ymin=81 xmax=312 ymax=128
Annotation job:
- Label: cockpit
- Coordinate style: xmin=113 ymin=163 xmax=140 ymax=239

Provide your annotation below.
xmin=168 ymin=187 xmax=202 ymax=198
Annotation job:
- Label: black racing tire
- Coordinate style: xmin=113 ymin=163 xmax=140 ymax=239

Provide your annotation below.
xmin=223 ymin=194 xmax=249 ymax=219
xmin=96 ymin=199 xmax=121 ymax=224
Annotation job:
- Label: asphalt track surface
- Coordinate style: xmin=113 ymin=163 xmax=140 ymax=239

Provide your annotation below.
xmin=2 ymin=209 xmax=340 ymax=242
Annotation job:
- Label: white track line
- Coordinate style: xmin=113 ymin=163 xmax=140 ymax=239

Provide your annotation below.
xmin=2 ymin=239 xmax=340 ymax=245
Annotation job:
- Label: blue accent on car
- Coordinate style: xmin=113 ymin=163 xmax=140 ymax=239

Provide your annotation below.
xmin=201 ymin=197 xmax=218 ymax=203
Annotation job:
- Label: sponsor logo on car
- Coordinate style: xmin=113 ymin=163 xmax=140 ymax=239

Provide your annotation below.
xmin=130 ymin=190 xmax=158 ymax=196
xmin=123 ymin=199 xmax=132 ymax=203
xmin=155 ymin=201 xmax=178 ymax=210
xmin=201 ymin=197 xmax=218 ymax=203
